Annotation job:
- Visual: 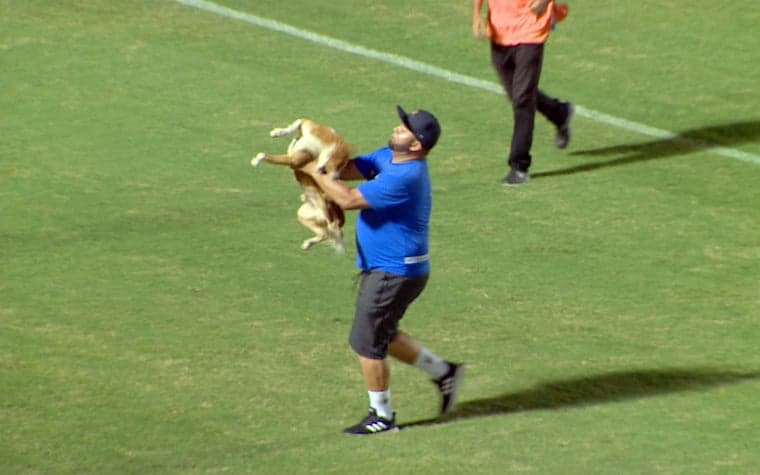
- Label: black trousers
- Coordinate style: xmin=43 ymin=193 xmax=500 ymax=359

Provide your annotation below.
xmin=490 ymin=42 xmax=566 ymax=172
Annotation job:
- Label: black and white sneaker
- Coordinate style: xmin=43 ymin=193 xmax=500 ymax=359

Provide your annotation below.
xmin=555 ymin=102 xmax=574 ymax=149
xmin=501 ymin=168 xmax=529 ymax=186
xmin=343 ymin=408 xmax=398 ymax=436
xmin=433 ymin=362 xmax=465 ymax=415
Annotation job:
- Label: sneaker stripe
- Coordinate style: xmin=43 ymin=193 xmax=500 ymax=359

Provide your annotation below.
xmin=439 ymin=377 xmax=457 ymax=394
xmin=367 ymin=421 xmax=387 ymax=432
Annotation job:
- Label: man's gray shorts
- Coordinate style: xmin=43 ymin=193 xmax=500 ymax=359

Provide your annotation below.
xmin=349 ymin=270 xmax=429 ymax=359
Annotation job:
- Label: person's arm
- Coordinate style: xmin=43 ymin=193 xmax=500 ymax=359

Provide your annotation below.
xmin=528 ymin=0 xmax=551 ymax=15
xmin=312 ymin=173 xmax=369 ymax=210
xmin=337 ymin=160 xmax=366 ymax=181
xmin=472 ymin=0 xmax=487 ymax=39
xmin=300 ymin=160 xmax=369 ymax=210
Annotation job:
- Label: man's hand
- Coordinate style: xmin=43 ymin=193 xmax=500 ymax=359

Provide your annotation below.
xmin=297 ymin=160 xmax=369 ymax=210
xmin=472 ymin=0 xmax=487 ymax=39
xmin=554 ymin=3 xmax=569 ymax=23
xmin=472 ymin=15 xmax=487 ymax=39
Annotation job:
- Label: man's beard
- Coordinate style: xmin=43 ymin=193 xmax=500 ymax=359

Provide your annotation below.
xmin=388 ymin=138 xmax=408 ymax=152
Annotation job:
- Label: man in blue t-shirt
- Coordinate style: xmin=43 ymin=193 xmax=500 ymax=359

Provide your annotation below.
xmin=302 ymin=106 xmax=465 ymax=435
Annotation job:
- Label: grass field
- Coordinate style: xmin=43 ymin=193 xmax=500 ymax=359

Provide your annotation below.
xmin=2 ymin=1 xmax=759 ymax=473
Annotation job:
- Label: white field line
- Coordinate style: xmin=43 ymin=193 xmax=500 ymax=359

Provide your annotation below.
xmin=173 ymin=0 xmax=760 ymax=166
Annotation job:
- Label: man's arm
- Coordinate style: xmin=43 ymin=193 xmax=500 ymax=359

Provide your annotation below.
xmin=312 ymin=173 xmax=369 ymax=210
xmin=300 ymin=160 xmax=369 ymax=210
xmin=337 ymin=160 xmax=366 ymax=181
xmin=472 ymin=0 xmax=487 ymax=39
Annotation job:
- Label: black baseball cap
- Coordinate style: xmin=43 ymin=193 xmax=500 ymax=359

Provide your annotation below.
xmin=397 ymin=105 xmax=441 ymax=150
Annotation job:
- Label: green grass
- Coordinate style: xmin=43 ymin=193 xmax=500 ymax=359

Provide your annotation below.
xmin=2 ymin=0 xmax=759 ymax=473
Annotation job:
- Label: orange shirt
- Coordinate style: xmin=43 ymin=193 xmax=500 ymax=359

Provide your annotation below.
xmin=487 ymin=0 xmax=554 ymax=46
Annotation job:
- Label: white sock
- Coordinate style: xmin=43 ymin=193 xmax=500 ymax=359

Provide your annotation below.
xmin=413 ymin=347 xmax=449 ymax=380
xmin=369 ymin=389 xmax=393 ymax=419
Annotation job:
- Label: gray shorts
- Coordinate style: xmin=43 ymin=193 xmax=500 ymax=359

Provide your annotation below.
xmin=348 ymin=270 xmax=429 ymax=359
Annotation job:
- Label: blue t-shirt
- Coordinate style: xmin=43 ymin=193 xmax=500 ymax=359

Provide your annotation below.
xmin=355 ymin=147 xmax=431 ymax=277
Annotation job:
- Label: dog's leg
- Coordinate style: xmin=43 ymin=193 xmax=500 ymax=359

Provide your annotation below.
xmin=331 ymin=231 xmax=346 ymax=253
xmin=324 ymin=217 xmax=345 ymax=253
xmin=297 ymin=202 xmax=328 ymax=251
xmin=270 ymin=119 xmax=303 ymax=138
xmin=315 ymin=144 xmax=337 ymax=174
xmin=251 ymin=150 xmax=314 ymax=168
xmin=301 ymin=235 xmax=325 ymax=251
xmin=251 ymin=152 xmax=267 ymax=167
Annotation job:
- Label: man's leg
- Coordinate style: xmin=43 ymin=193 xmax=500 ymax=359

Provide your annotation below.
xmin=491 ymin=43 xmax=516 ymax=101
xmin=491 ymin=43 xmax=524 ymax=178
xmin=343 ymin=357 xmax=396 ymax=436
xmin=537 ymin=91 xmax=574 ymax=149
xmin=390 ymin=332 xmax=464 ymax=415
xmin=358 ymin=355 xmax=390 ymax=390
xmin=343 ymin=272 xmax=399 ymax=435
xmin=507 ymin=43 xmax=545 ymax=173
xmin=536 ymin=90 xmax=566 ymax=125
xmin=357 ymin=355 xmax=393 ymax=421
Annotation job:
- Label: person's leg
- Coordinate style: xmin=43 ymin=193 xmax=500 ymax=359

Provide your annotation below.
xmin=346 ymin=271 xmax=397 ymax=424
xmin=358 ymin=355 xmax=390 ymax=390
xmin=507 ymin=43 xmax=545 ymax=173
xmin=388 ymin=331 xmax=419 ymax=364
xmin=357 ymin=355 xmax=393 ymax=421
xmin=536 ymin=90 xmax=566 ymax=126
xmin=345 ymin=272 xmax=463 ymax=431
xmin=491 ymin=43 xmax=516 ymax=101
xmin=390 ymin=331 xmax=447 ymax=378
xmin=389 ymin=331 xmax=464 ymax=415
xmin=491 ymin=43 xmax=523 ymax=176
xmin=345 ymin=272 xmax=423 ymax=434
xmin=537 ymin=91 xmax=574 ymax=149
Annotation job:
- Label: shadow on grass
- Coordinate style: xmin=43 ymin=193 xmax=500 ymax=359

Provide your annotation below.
xmin=399 ymin=367 xmax=759 ymax=430
xmin=532 ymin=119 xmax=760 ymax=179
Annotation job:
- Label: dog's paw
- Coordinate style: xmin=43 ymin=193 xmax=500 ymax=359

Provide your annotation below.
xmin=251 ymin=153 xmax=266 ymax=167
xmin=269 ymin=127 xmax=288 ymax=138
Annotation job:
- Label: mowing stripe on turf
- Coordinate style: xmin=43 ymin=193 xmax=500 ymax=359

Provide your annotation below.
xmin=173 ymin=0 xmax=760 ymax=166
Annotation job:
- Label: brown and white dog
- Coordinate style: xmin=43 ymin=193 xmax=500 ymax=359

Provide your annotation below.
xmin=251 ymin=119 xmax=352 ymax=252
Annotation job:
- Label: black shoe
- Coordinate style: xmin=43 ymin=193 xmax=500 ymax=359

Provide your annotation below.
xmin=433 ymin=362 xmax=465 ymax=415
xmin=343 ymin=408 xmax=398 ymax=435
xmin=501 ymin=169 xmax=529 ymax=186
xmin=555 ymin=102 xmax=574 ymax=149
